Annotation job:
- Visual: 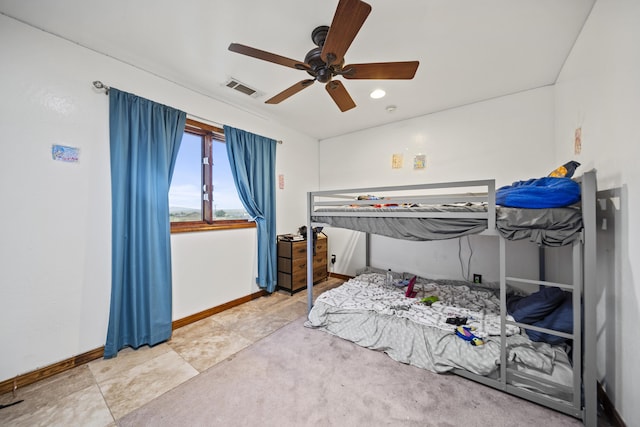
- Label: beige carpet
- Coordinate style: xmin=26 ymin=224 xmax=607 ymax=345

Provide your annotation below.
xmin=118 ymin=316 xmax=582 ymax=427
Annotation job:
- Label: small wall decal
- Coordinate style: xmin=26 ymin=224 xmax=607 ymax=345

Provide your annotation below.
xmin=392 ymin=153 xmax=403 ymax=169
xmin=414 ymin=154 xmax=426 ymax=170
xmin=52 ymin=145 xmax=79 ymax=163
xmin=51 ymin=145 xmax=80 ymax=163
xmin=574 ymin=127 xmax=582 ymax=155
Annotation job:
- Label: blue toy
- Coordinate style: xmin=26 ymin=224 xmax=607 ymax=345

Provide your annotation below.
xmin=455 ymin=326 xmax=484 ymax=346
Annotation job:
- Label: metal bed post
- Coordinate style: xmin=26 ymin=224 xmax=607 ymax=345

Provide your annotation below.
xmin=538 ymin=247 xmax=546 ymax=281
xmin=495 ymin=180 xmax=508 ymax=388
xmin=581 ymin=170 xmax=597 ymax=427
xmin=307 ymin=191 xmax=314 ymax=313
xmin=487 ymin=179 xmax=496 ymax=232
xmin=365 ymin=233 xmax=371 ymax=266
xmin=571 ymin=238 xmax=583 ymax=414
xmin=499 ymin=236 xmax=507 ymax=387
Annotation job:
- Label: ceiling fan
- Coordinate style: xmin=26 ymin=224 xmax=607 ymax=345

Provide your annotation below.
xmin=228 ymin=0 xmax=419 ymax=112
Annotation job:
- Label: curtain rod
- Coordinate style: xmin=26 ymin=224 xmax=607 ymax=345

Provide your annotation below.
xmin=93 ymin=80 xmax=109 ymax=94
xmin=91 ymin=80 xmax=282 ymax=144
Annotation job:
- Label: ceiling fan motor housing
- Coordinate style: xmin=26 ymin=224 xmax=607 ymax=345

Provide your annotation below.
xmin=304 ymin=42 xmax=345 ymax=83
xmin=305 ymin=47 xmax=333 ymax=82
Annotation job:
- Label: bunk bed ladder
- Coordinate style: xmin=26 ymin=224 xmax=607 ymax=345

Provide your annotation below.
xmin=499 ymin=169 xmax=597 ymax=427
xmin=503 ymin=242 xmax=583 ymax=418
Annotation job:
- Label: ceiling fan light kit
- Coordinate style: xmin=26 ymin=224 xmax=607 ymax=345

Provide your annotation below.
xmin=228 ymin=0 xmax=419 ymax=112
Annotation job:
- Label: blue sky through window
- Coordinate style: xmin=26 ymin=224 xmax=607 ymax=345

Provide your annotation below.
xmin=210 ymin=139 xmax=245 ymax=211
xmin=169 ymin=132 xmax=245 ymax=212
xmin=169 ymin=133 xmax=201 ymax=210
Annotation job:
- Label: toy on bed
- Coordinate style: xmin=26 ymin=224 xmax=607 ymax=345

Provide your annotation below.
xmin=455 ymin=325 xmax=485 ymax=346
xmin=420 ymin=295 xmax=439 ymax=305
xmin=548 ymin=160 xmax=581 ymax=178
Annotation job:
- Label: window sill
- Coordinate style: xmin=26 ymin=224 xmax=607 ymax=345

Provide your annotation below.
xmin=171 ymin=220 xmax=256 ymax=234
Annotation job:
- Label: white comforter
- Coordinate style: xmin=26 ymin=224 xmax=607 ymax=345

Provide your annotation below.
xmin=306 ymin=273 xmax=567 ymax=378
xmin=313 ymin=273 xmax=519 ymax=337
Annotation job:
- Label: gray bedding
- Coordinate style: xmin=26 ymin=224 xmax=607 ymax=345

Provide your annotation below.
xmin=311 ymin=204 xmax=582 ymax=246
xmin=497 ymin=206 xmax=582 ymax=246
xmin=305 ymin=272 xmax=573 ymax=396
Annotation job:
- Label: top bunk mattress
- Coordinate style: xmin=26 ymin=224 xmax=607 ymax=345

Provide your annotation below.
xmin=311 ymin=204 xmax=582 ymax=246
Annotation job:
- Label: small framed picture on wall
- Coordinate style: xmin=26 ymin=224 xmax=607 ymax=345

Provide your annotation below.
xmin=414 ymin=154 xmax=426 ymax=170
xmin=392 ymin=153 xmax=403 ymax=169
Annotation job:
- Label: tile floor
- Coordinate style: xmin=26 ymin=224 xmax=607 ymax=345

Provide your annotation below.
xmin=0 ymin=276 xmax=616 ymax=426
xmin=0 ymin=278 xmax=343 ymax=427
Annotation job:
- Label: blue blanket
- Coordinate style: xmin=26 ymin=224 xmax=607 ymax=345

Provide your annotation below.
xmin=496 ymin=177 xmax=581 ymax=208
xmin=507 ymin=287 xmax=574 ymax=345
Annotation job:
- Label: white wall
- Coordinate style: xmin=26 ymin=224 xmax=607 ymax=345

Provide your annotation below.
xmin=319 ymin=87 xmax=557 ymax=282
xmin=317 ymin=1 xmax=640 ymax=422
xmin=554 ymin=0 xmax=640 ymax=424
xmin=0 ymin=15 xmax=319 ymax=382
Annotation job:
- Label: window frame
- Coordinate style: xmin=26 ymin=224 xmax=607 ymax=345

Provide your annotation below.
xmin=170 ymin=118 xmax=255 ymax=234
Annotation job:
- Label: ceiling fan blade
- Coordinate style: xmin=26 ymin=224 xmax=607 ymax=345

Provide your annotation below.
xmin=325 ymin=80 xmax=356 ymax=112
xmin=229 ymin=43 xmax=308 ymax=70
xmin=321 ymin=0 xmax=371 ymax=66
xmin=265 ymin=79 xmax=315 ymax=104
xmin=342 ymin=61 xmax=420 ymax=80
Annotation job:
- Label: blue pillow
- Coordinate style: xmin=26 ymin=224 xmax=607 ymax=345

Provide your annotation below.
xmin=507 ymin=287 xmax=566 ymax=324
xmin=496 ymin=177 xmax=581 ymax=208
xmin=527 ymin=294 xmax=574 ymax=345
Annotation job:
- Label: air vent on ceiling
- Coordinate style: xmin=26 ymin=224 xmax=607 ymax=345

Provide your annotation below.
xmin=225 ymin=78 xmax=261 ymax=97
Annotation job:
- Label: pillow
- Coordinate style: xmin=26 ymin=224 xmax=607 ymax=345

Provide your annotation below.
xmin=526 ymin=294 xmax=574 ymax=345
xmin=507 ymin=286 xmax=566 ymax=323
xmin=496 ymin=177 xmax=581 ymax=208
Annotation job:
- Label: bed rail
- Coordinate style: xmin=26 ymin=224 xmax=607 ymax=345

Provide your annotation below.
xmin=309 ymin=178 xmax=496 ymax=229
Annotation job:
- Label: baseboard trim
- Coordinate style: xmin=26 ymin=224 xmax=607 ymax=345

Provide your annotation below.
xmin=598 ymin=382 xmax=626 ymax=427
xmin=0 ymin=289 xmax=267 ymax=395
xmin=0 ymin=347 xmax=105 ymax=396
xmin=171 ymin=289 xmax=266 ymax=330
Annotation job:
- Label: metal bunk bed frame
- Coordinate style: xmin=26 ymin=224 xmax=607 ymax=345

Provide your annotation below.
xmin=304 ymin=170 xmax=596 ymax=427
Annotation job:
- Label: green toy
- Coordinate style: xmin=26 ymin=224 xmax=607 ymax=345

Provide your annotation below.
xmin=420 ymin=295 xmax=439 ymax=305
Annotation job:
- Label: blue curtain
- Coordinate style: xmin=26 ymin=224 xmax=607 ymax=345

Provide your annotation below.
xmin=224 ymin=126 xmax=277 ymax=293
xmin=105 ymin=88 xmax=186 ymax=358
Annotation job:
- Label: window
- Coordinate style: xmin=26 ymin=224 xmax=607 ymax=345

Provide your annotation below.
xmin=169 ymin=119 xmax=254 ymax=233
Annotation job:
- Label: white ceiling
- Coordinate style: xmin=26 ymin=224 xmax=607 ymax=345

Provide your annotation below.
xmin=0 ymin=0 xmax=595 ymax=140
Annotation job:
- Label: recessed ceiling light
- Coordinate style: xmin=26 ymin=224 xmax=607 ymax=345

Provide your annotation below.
xmin=370 ymin=89 xmax=386 ymax=99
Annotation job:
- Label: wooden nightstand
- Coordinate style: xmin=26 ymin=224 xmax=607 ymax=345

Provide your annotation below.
xmin=277 ymin=234 xmax=328 ymax=294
